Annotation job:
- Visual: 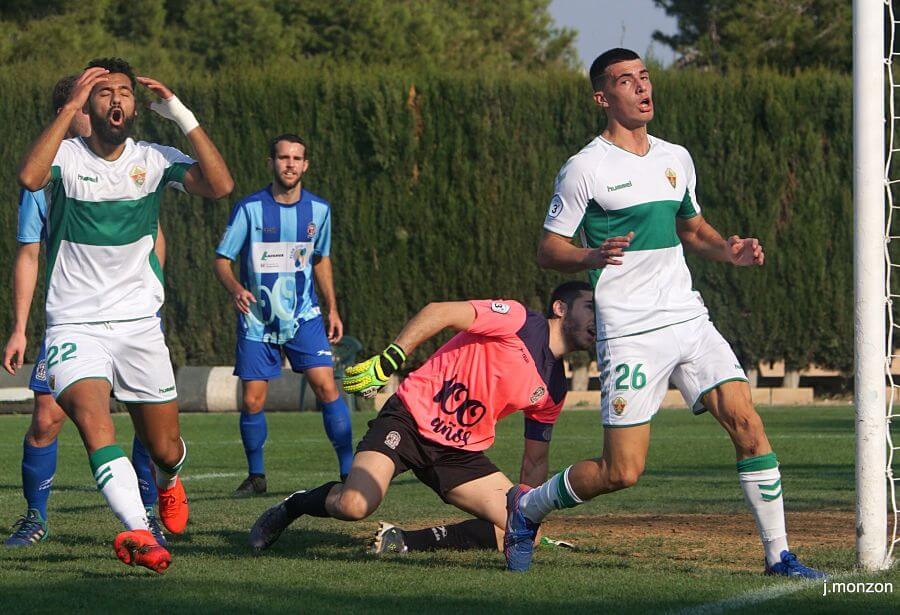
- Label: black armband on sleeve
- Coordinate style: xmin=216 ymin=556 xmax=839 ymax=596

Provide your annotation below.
xmin=524 ymin=417 xmax=554 ymax=442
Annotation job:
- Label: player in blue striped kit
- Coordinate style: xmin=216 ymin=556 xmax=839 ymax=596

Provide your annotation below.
xmin=214 ymin=133 xmax=353 ymax=496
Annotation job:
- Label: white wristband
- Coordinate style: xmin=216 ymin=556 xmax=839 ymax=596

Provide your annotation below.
xmin=149 ymin=95 xmax=199 ymax=135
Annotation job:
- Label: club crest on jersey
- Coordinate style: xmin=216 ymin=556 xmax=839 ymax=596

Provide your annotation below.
xmin=612 ymin=396 xmax=627 ymax=415
xmin=665 ymin=168 xmax=677 ymax=189
xmin=491 ymin=302 xmax=510 ymax=314
xmin=307 ymin=222 xmax=317 ymax=239
xmin=530 ymin=386 xmax=546 ymax=404
xmin=384 ymin=431 xmax=401 ymax=450
xmin=129 ymin=165 xmax=146 ymax=187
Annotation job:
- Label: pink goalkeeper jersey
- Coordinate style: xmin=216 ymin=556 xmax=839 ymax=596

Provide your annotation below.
xmin=396 ymin=299 xmax=567 ymax=451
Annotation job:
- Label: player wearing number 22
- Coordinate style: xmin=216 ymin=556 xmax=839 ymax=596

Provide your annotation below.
xmin=507 ymin=48 xmax=826 ymax=578
xmin=16 ymin=57 xmax=235 ymax=573
xmin=214 ymin=134 xmax=353 ymax=497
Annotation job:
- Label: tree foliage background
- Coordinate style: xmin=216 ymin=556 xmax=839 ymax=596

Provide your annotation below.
xmin=0 ymin=1 xmax=855 ymax=374
xmin=0 ymin=0 xmax=578 ymax=73
xmin=652 ymin=0 xmax=852 ymax=72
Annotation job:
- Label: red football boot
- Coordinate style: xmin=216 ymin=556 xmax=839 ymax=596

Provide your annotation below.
xmin=158 ymin=476 xmax=189 ymax=534
xmin=114 ymin=529 xmax=171 ymax=574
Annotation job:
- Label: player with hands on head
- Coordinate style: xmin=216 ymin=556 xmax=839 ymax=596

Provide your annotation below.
xmin=3 ymin=74 xmax=167 ymax=549
xmin=15 ymin=57 xmax=233 ymax=573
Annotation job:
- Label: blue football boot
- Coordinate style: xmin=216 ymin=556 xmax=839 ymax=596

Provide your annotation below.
xmin=146 ymin=507 xmax=168 ymax=547
xmin=765 ymin=550 xmax=827 ymax=579
xmin=4 ymin=509 xmax=48 ymax=548
xmin=504 ymin=484 xmax=540 ymax=572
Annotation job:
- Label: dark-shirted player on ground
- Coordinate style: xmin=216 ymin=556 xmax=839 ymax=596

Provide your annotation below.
xmin=249 ymin=282 xmax=595 ymax=553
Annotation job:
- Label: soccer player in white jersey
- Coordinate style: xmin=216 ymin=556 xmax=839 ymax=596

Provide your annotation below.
xmin=3 ymin=74 xmax=168 ymax=549
xmin=504 ymin=48 xmax=824 ymax=578
xmin=16 ymin=57 xmax=234 ymax=573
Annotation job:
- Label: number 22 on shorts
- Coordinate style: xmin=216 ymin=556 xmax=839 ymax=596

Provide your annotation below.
xmin=46 ymin=342 xmax=77 ymax=368
xmin=614 ymin=363 xmax=646 ymax=390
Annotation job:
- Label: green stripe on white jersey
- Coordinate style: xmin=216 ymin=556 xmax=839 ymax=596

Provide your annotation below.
xmin=45 ymin=137 xmax=195 ymax=326
xmin=544 ymin=135 xmax=708 ymax=341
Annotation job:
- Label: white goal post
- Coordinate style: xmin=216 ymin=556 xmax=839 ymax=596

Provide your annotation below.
xmin=855 ymin=0 xmax=892 ymax=572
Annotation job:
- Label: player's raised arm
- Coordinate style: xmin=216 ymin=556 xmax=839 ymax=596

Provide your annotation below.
xmin=676 ymin=215 xmax=765 ymax=266
xmin=17 ymin=68 xmax=109 ymax=191
xmin=138 ymin=76 xmax=234 ymax=199
xmin=342 ymin=301 xmax=476 ymax=398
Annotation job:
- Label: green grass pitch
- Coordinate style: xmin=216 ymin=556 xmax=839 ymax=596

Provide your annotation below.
xmin=0 ymin=406 xmax=897 ymax=613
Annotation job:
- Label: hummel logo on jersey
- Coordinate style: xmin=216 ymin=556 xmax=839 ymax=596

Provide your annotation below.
xmin=607 ymin=181 xmax=632 ymax=192
xmin=316 ymin=350 xmax=333 ymax=356
xmin=78 ymin=174 xmax=99 ymax=183
xmin=159 ymin=385 xmax=175 ymax=394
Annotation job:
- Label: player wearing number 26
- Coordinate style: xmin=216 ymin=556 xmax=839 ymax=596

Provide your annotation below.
xmin=506 ymin=48 xmax=825 ymax=579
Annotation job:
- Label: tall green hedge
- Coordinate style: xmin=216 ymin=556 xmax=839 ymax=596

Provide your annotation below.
xmin=0 ymin=67 xmax=852 ymax=370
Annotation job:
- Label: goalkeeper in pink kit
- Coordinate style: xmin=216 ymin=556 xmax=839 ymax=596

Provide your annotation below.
xmin=249 ymin=282 xmax=595 ymax=553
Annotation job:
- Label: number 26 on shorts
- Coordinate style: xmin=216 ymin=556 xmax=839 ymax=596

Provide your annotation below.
xmin=46 ymin=342 xmax=77 ymax=368
xmin=614 ymin=363 xmax=646 ymax=391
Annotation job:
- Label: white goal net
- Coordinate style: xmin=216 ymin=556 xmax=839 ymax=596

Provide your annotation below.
xmin=884 ymin=0 xmax=900 ymax=568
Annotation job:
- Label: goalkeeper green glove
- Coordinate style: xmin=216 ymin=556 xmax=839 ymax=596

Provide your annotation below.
xmin=342 ymin=343 xmax=407 ymax=398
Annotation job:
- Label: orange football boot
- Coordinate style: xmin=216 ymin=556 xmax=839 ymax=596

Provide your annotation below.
xmin=158 ymin=476 xmax=189 ymax=534
xmin=114 ymin=529 xmax=171 ymax=574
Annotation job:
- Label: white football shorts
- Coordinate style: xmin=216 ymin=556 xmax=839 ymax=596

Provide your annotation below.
xmin=44 ymin=316 xmax=177 ymax=404
xmin=597 ymin=315 xmax=748 ymax=427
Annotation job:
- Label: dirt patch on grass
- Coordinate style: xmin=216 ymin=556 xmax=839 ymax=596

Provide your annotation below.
xmin=540 ymin=510 xmax=853 ymax=571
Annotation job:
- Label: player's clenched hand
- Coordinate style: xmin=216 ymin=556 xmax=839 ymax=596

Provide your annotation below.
xmin=233 ymin=288 xmax=256 ymax=314
xmin=584 ymin=231 xmax=634 ymax=267
xmin=64 ymin=67 xmax=109 ymax=111
xmin=343 ymin=343 xmax=407 ymax=398
xmin=727 ymin=236 xmax=765 ymax=266
xmin=3 ymin=331 xmax=27 ymax=376
xmin=326 ymin=310 xmax=344 ymax=344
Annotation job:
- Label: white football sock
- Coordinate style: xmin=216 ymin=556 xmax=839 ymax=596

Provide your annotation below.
xmin=519 ymin=466 xmax=582 ymax=523
xmin=738 ymin=452 xmax=789 ymax=567
xmin=90 ymin=446 xmax=148 ymax=531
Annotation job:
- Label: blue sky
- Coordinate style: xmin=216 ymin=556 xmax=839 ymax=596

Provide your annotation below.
xmin=549 ymin=0 xmax=679 ymax=68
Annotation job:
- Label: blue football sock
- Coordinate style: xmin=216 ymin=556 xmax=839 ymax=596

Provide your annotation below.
xmin=321 ymin=397 xmax=353 ymax=477
xmin=22 ymin=439 xmax=58 ymax=520
xmin=131 ymin=436 xmax=158 ymax=508
xmin=240 ymin=410 xmax=267 ymax=476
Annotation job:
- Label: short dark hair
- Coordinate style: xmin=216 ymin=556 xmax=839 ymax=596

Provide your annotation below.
xmin=589 ymin=48 xmax=641 ymax=92
xmin=52 ymin=74 xmax=78 ymax=113
xmin=269 ymin=133 xmax=307 ymax=159
xmin=86 ymin=57 xmax=136 ymax=89
xmin=546 ymin=280 xmax=593 ymax=318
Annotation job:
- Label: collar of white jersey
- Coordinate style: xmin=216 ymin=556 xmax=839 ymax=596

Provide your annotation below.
xmin=75 ymin=135 xmax=135 ymax=165
xmin=597 ymin=133 xmax=655 ymax=158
